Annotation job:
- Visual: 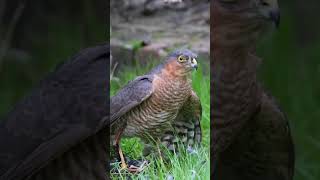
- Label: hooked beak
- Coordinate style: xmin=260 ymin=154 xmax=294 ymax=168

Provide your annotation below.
xmin=269 ymin=10 xmax=280 ymax=28
xmin=191 ymin=58 xmax=198 ymax=70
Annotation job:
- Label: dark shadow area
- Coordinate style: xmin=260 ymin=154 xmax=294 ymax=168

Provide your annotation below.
xmin=257 ymin=1 xmax=320 ymax=180
xmin=0 ymin=1 xmax=109 ymax=179
xmin=0 ymin=0 xmax=106 ymax=118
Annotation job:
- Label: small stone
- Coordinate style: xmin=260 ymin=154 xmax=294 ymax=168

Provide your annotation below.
xmin=166 ymin=174 xmax=174 ymax=180
xmin=187 ymin=145 xmax=198 ymax=154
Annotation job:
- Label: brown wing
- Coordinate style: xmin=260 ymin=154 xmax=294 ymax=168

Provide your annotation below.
xmin=160 ymin=91 xmax=202 ymax=150
xmin=0 ymin=44 xmax=108 ymax=180
xmin=110 ymin=75 xmax=154 ymax=124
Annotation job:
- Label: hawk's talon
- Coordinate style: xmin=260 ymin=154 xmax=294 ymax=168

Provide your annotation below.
xmin=127 ymin=161 xmax=148 ymax=173
xmin=118 ymin=163 xmax=146 ymax=173
xmin=120 ymin=162 xmax=128 ymax=170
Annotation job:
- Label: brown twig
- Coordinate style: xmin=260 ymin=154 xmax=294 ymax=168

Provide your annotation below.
xmin=110 ymin=53 xmax=119 ymax=81
xmin=0 ymin=2 xmax=25 ymax=72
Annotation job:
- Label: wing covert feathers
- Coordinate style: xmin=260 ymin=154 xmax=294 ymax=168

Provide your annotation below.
xmin=110 ymin=75 xmax=154 ymax=124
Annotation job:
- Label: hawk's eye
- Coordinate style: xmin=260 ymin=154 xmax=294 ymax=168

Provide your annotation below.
xmin=178 ymin=55 xmax=187 ymax=63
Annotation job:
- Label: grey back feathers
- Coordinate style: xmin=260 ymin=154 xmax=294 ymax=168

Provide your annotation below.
xmin=110 ymin=75 xmax=154 ymax=124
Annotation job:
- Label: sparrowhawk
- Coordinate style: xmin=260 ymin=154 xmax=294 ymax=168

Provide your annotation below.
xmin=110 ymin=49 xmax=202 ymax=171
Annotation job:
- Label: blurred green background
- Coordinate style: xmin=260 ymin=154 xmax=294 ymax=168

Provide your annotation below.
xmin=257 ymin=1 xmax=320 ymax=180
xmin=0 ymin=1 xmax=320 ymax=179
xmin=0 ymin=0 xmax=106 ymax=118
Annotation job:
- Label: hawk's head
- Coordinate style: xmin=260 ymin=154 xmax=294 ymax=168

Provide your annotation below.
xmin=164 ymin=49 xmax=198 ymax=77
xmin=212 ymin=0 xmax=280 ymax=47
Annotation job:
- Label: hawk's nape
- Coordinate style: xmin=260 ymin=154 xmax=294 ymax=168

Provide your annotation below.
xmin=0 ymin=44 xmax=109 ymax=180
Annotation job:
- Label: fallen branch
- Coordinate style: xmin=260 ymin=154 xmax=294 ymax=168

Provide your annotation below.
xmin=0 ymin=2 xmax=25 ymax=72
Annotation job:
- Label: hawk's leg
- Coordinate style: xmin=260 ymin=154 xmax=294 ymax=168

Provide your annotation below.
xmin=114 ymin=130 xmax=144 ymax=173
xmin=114 ymin=130 xmax=127 ymax=170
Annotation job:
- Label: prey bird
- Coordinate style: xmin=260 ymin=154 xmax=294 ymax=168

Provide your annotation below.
xmin=211 ymin=0 xmax=295 ymax=179
xmin=111 ymin=49 xmax=202 ymax=172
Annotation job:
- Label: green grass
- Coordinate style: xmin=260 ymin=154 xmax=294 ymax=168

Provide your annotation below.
xmin=110 ymin=60 xmax=210 ymax=180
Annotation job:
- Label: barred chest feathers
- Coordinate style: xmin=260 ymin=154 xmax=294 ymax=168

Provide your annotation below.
xmin=123 ymin=74 xmax=192 ymax=137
